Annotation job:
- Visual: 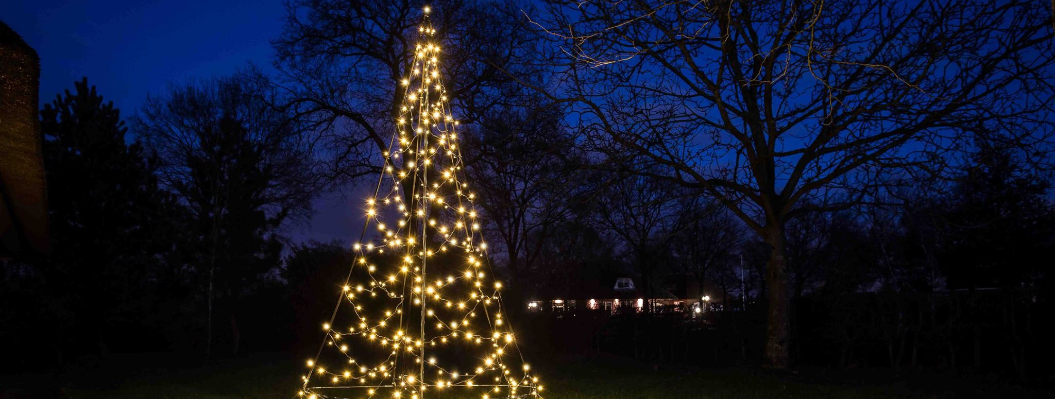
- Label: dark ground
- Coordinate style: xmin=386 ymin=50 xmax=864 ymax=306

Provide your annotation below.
xmin=2 ymin=352 xmax=1052 ymax=399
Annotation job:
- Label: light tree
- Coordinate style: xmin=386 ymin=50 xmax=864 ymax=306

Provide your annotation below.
xmin=531 ymin=0 xmax=1055 ymax=367
xmin=294 ymin=10 xmax=541 ymax=398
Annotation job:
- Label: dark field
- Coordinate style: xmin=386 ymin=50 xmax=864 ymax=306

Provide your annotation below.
xmin=3 ymin=353 xmax=1052 ymax=399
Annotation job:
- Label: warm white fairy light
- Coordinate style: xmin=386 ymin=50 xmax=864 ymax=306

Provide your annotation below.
xmin=297 ymin=6 xmax=542 ymax=399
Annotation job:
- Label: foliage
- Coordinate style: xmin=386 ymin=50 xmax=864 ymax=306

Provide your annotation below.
xmin=282 ymin=241 xmax=356 ymax=348
xmin=135 ymin=71 xmax=317 ymax=358
xmin=34 ymin=77 xmax=182 ymax=353
xmin=940 ymin=145 xmax=1055 ymax=289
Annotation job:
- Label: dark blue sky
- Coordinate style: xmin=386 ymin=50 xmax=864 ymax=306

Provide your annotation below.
xmin=4 ymin=0 xmax=361 ymax=245
xmin=5 ymin=0 xmax=282 ymax=112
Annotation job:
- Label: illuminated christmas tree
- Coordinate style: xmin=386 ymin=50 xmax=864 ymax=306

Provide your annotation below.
xmin=297 ymin=6 xmax=542 ymax=399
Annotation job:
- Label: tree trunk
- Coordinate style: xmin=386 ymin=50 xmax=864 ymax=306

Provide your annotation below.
xmin=205 ymin=233 xmax=216 ymax=362
xmin=204 ymin=205 xmax=222 ymax=363
xmin=763 ymin=225 xmax=790 ymax=369
xmin=231 ymin=314 xmax=241 ymax=356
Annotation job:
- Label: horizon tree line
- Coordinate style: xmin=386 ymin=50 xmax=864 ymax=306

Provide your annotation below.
xmin=1 ymin=0 xmax=1053 ymax=374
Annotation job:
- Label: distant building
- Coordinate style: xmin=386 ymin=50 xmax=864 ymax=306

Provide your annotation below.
xmin=525 ymin=274 xmax=723 ymax=317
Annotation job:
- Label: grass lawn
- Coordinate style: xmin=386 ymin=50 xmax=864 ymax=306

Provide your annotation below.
xmin=2 ymin=353 xmax=1051 ymax=398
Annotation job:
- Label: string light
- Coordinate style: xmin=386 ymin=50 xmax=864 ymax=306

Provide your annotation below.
xmin=297 ymin=6 xmax=542 ymax=399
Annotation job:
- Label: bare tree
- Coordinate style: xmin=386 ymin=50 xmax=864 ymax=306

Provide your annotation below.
xmin=669 ymin=197 xmax=742 ymax=303
xmin=467 ymin=99 xmax=585 ymax=287
xmin=531 ymin=210 xmax=618 ymax=298
xmin=272 ymin=0 xmax=542 ymax=188
xmin=598 ymin=174 xmax=683 ymax=299
xmin=530 ymin=0 xmax=1055 ymax=367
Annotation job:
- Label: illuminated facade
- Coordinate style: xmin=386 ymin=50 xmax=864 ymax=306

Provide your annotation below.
xmin=525 ymin=275 xmax=721 ymax=317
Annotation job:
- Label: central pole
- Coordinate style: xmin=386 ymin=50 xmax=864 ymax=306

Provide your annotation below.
xmin=417 ymin=16 xmax=432 ymax=396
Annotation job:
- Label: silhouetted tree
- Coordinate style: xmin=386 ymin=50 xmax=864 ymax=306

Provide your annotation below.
xmin=598 ymin=174 xmax=682 ymax=299
xmin=467 ymin=98 xmax=584 ymax=288
xmin=529 ymin=205 xmax=618 ymax=301
xmin=669 ymin=198 xmax=742 ymax=304
xmin=39 ymin=77 xmax=177 ymax=355
xmin=532 ymin=0 xmax=1055 ymax=367
xmin=282 ymin=240 xmax=356 ymax=350
xmin=136 ymin=72 xmax=316 ymax=360
xmin=940 ymin=145 xmax=1054 ymax=290
xmin=272 ymin=0 xmax=544 ymax=188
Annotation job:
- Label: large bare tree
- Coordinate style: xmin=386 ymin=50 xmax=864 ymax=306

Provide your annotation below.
xmin=530 ymin=0 xmax=1055 ymax=367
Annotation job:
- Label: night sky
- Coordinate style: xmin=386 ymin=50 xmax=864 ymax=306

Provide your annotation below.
xmin=4 ymin=0 xmax=361 ymax=245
